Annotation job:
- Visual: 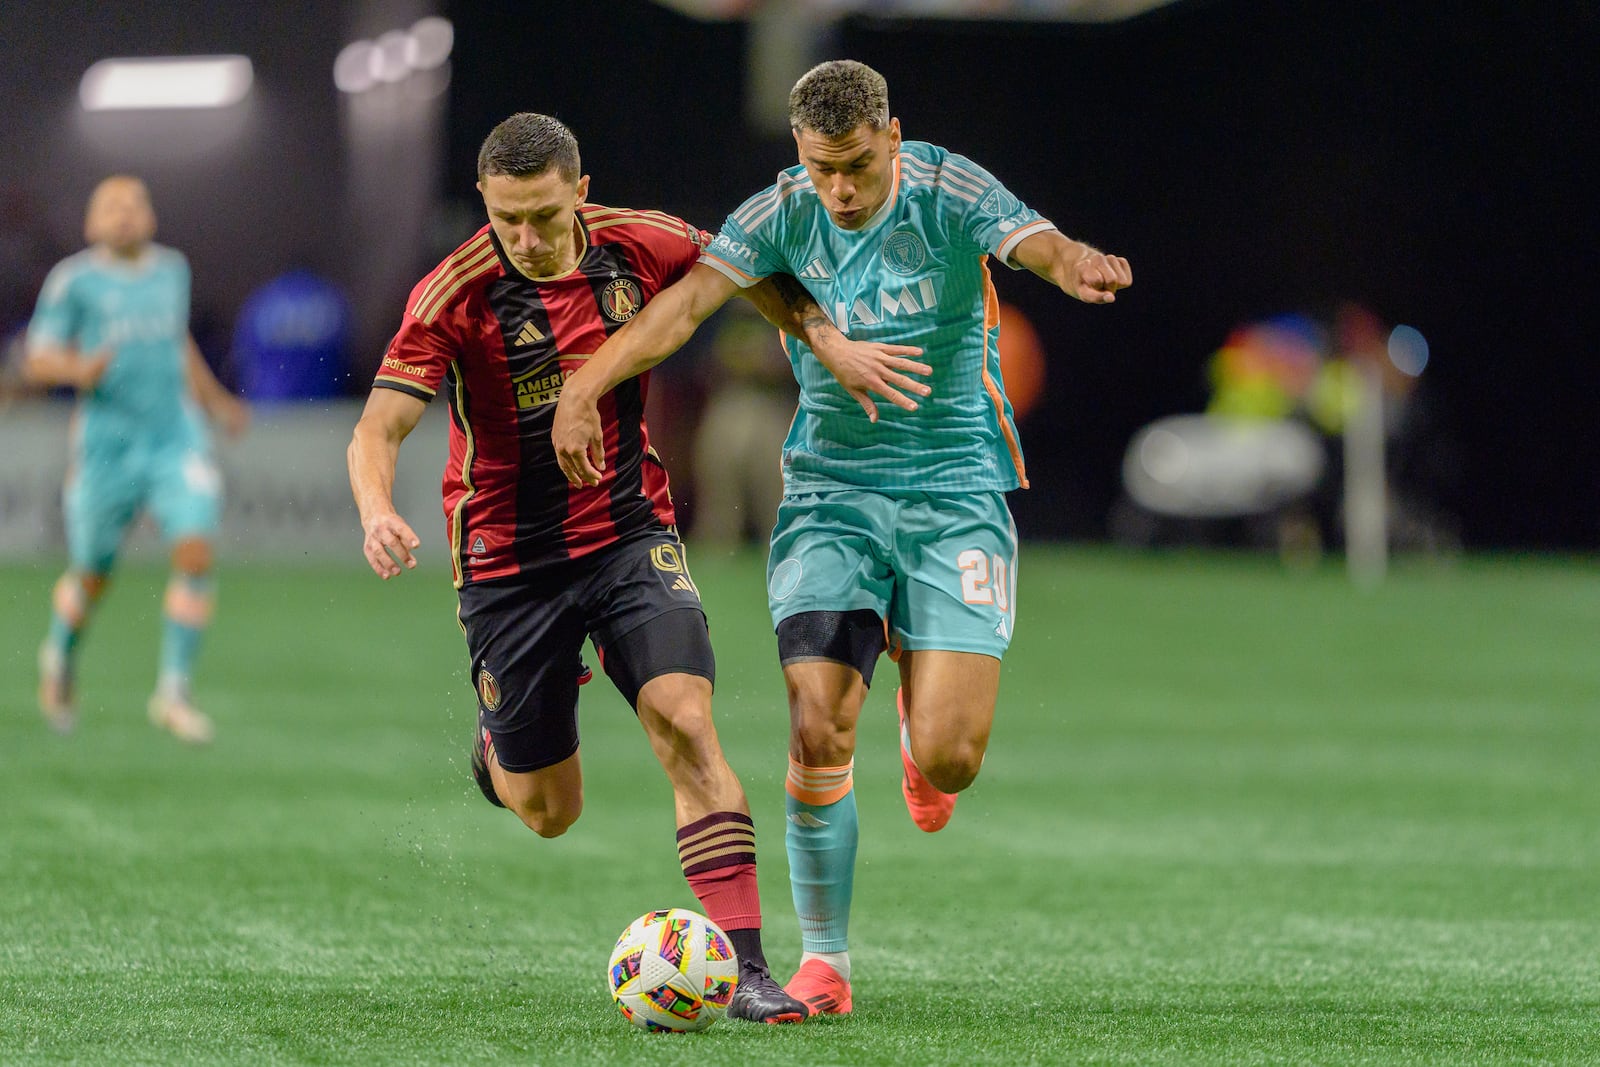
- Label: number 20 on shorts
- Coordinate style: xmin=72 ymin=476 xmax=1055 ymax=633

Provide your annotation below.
xmin=957 ymin=549 xmax=1011 ymax=609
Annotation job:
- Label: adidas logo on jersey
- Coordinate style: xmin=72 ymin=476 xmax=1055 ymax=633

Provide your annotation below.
xmin=471 ymin=536 xmax=487 ymax=556
xmin=995 ymin=618 xmax=1010 ymax=639
xmin=798 ymin=257 xmax=831 ymax=281
xmin=670 ymin=576 xmax=696 ymax=593
xmin=513 ymin=321 xmax=544 ymax=347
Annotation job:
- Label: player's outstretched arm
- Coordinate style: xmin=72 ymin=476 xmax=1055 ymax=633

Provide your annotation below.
xmin=348 ymin=388 xmax=427 ymax=579
xmin=1013 ymin=231 xmax=1132 ymax=304
xmin=185 ymin=336 xmax=251 ymax=438
xmin=748 ymin=274 xmax=931 ymax=423
xmin=22 ymin=342 xmax=109 ymax=392
xmin=553 ymin=264 xmax=741 ymax=487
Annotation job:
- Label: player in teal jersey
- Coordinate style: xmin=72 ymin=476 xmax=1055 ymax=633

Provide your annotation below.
xmin=25 ymin=175 xmax=249 ymax=743
xmin=553 ymin=60 xmax=1130 ymax=1015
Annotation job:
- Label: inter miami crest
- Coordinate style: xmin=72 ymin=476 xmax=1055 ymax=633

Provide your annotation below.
xmin=600 ymin=277 xmax=644 ymax=323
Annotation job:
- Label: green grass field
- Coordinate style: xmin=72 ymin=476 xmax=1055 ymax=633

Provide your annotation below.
xmin=3 ymin=548 xmax=1598 ymax=1065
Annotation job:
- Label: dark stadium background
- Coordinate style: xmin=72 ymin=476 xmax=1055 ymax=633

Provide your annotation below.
xmin=1 ymin=0 xmax=1595 ymax=550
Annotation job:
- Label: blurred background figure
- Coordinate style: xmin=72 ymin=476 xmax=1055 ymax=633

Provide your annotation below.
xmin=1305 ymin=302 xmax=1460 ymax=558
xmin=24 ymin=175 xmax=249 ymax=744
xmin=1112 ymin=302 xmax=1457 ymax=565
xmin=230 ymin=266 xmax=353 ymax=402
xmin=689 ymin=303 xmax=798 ymax=547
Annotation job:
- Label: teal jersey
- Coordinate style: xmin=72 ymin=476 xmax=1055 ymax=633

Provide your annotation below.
xmin=700 ymin=141 xmax=1057 ymax=494
xmin=27 ymin=243 xmax=205 ymax=450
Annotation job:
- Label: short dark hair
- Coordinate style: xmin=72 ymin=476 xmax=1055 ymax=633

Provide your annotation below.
xmin=477 ymin=113 xmax=581 ymax=182
xmin=789 ymin=60 xmax=890 ymax=138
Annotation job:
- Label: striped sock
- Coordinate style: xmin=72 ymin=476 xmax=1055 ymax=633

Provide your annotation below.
xmin=677 ymin=811 xmax=762 ymax=937
xmin=785 ymin=758 xmax=858 ymax=955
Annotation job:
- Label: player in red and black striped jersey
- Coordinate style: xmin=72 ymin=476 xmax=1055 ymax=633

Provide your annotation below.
xmin=347 ymin=113 xmax=911 ymax=1025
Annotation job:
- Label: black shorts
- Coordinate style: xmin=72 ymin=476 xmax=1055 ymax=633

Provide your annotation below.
xmin=456 ymin=534 xmax=715 ymax=774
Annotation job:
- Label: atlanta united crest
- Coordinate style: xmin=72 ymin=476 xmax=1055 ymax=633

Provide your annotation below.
xmin=600 ymin=277 xmax=644 ymax=322
xmin=477 ymin=667 xmax=501 ymax=712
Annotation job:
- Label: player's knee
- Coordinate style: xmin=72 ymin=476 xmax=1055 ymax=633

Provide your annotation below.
xmin=921 ymin=741 xmax=985 ymax=794
xmin=510 ymin=796 xmax=582 ymax=839
xmin=637 ymin=674 xmax=715 ymax=739
xmin=786 ymin=688 xmax=857 ymax=763
xmin=171 ymin=537 xmax=213 ymax=575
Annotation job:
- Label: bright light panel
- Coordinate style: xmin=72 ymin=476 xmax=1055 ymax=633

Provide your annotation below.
xmin=80 ymin=56 xmax=253 ymax=111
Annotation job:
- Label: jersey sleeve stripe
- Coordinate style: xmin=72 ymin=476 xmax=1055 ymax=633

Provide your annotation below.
xmin=901 ymin=158 xmax=981 ymax=204
xmin=697 ymin=252 xmax=762 ymax=288
xmin=996 ymin=220 xmax=1058 ymax=264
xmin=411 ymin=235 xmax=493 ymax=317
xmin=585 ymin=216 xmax=696 ymax=240
xmin=415 ymin=255 xmax=500 ymax=324
xmin=373 ymin=375 xmax=436 ymax=400
xmin=583 ymin=205 xmax=685 ymax=228
xmin=939 ymin=157 xmax=993 ymax=196
xmin=736 ymin=171 xmax=814 ymax=233
xmin=731 ymin=188 xmax=782 ymax=230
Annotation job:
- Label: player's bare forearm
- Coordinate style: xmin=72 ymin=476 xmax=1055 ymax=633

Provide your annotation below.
xmin=563 ymin=266 xmax=737 ymax=405
xmin=745 ymin=273 xmax=839 ymax=345
xmin=749 ymin=274 xmax=932 ymax=422
xmin=554 ymin=266 xmax=739 ymax=487
xmin=1013 ymin=230 xmax=1132 ymax=304
xmin=186 ymin=338 xmax=250 ymax=436
xmin=23 ymin=344 xmax=105 ymax=390
xmin=349 ymin=394 xmax=427 ymax=578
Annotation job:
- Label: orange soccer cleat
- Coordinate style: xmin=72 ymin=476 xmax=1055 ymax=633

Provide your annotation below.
xmin=784 ymin=957 xmax=852 ymax=1016
xmin=898 ymin=687 xmax=957 ymax=833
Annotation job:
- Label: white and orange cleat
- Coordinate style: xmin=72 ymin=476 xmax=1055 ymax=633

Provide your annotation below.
xmin=898 ymin=687 xmax=957 ymax=833
xmin=148 ymin=687 xmax=215 ymax=745
xmin=37 ymin=643 xmax=76 ymax=735
xmin=784 ymin=957 xmax=852 ymax=1017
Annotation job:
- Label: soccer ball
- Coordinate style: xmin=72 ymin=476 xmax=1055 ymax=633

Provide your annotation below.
xmin=606 ymin=907 xmax=739 ymax=1032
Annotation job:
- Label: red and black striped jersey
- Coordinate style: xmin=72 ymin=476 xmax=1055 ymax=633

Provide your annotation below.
xmin=372 ymin=204 xmax=709 ymax=588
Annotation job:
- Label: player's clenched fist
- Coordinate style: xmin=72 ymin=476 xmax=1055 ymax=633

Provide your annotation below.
xmin=1069 ymin=251 xmax=1133 ymax=304
xmin=362 ymin=512 xmax=421 ymax=579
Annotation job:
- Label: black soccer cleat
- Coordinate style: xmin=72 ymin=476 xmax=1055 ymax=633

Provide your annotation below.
xmin=470 ymin=724 xmax=505 ymax=808
xmin=727 ymin=961 xmax=810 ymax=1024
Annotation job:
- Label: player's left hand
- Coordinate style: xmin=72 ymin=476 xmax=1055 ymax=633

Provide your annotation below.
xmin=552 ymin=385 xmax=606 ymax=487
xmin=810 ymin=338 xmax=932 ymax=423
xmin=1069 ymin=252 xmax=1133 ymax=304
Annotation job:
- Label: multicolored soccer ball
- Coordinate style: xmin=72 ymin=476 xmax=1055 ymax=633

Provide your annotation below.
xmin=606 ymin=908 xmax=739 ymax=1032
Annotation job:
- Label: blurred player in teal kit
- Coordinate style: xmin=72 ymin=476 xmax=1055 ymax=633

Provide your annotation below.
xmin=554 ymin=60 xmax=1131 ymax=1015
xmin=25 ymin=175 xmax=249 ymax=743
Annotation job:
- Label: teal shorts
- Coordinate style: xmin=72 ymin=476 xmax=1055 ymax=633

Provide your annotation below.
xmin=65 ymin=438 xmax=223 ymax=573
xmin=766 ymin=489 xmax=1018 ymax=659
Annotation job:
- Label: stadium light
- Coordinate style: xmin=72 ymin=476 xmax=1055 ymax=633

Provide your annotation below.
xmin=80 ymin=56 xmax=253 ymax=111
xmin=335 ymin=17 xmax=454 ymax=95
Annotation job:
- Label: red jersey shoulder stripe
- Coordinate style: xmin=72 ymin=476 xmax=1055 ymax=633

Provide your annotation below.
xmin=411 ymin=232 xmax=498 ymax=324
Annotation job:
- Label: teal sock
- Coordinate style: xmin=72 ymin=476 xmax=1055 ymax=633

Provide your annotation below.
xmin=46 ymin=613 xmax=81 ymax=660
xmin=785 ymin=787 xmax=858 ymax=954
xmin=159 ymin=574 xmax=214 ymax=692
xmin=45 ymin=572 xmax=93 ymax=662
